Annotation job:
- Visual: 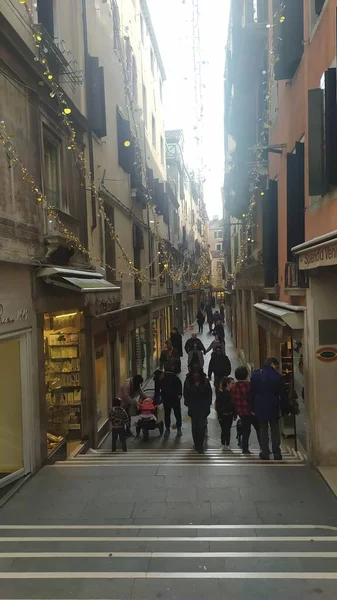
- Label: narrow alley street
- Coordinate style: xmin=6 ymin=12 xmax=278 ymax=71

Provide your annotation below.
xmin=0 ymin=327 xmax=337 ymax=599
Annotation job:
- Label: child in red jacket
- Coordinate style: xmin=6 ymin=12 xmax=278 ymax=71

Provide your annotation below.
xmin=231 ymin=366 xmax=260 ymax=455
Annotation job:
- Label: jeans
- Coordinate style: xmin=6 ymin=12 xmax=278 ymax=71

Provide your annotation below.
xmin=241 ymin=415 xmax=260 ymax=452
xmin=191 ymin=415 xmax=208 ymax=451
xmin=163 ymin=398 xmax=182 ymax=429
xmin=198 ymin=323 xmax=204 ymax=333
xmin=259 ymin=420 xmax=281 ymax=458
xmin=214 ymin=375 xmax=222 ymax=392
xmin=111 ymin=427 xmax=127 ymax=451
xmin=219 ymin=414 xmax=233 ymax=445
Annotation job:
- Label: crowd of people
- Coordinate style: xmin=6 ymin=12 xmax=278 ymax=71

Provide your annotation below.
xmin=109 ymin=301 xmax=291 ymax=459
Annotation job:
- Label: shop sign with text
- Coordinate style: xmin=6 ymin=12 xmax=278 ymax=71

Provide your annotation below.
xmin=299 ymin=239 xmax=337 ymax=270
xmin=0 ymin=303 xmax=30 ymax=330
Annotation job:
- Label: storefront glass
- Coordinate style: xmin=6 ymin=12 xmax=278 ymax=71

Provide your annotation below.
xmin=95 ymin=338 xmax=109 ymax=429
xmin=44 ymin=311 xmax=83 ymax=455
xmin=0 ymin=338 xmax=24 ymax=481
xmin=135 ymin=326 xmax=148 ymax=381
xmin=152 ymin=317 xmax=160 ymax=368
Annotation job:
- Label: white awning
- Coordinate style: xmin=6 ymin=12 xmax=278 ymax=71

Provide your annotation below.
xmin=37 ymin=267 xmax=120 ymax=294
xmin=254 ymin=302 xmax=304 ymax=331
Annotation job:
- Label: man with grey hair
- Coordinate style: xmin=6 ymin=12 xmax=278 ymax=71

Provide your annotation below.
xmin=184 ymin=332 xmax=206 ymax=355
xmin=250 ymin=357 xmax=289 ymax=461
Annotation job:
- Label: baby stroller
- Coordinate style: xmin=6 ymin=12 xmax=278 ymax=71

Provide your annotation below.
xmin=136 ymin=396 xmax=164 ymax=441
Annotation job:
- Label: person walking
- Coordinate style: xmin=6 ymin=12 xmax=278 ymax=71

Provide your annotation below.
xmin=206 ymin=305 xmax=214 ymax=333
xmin=188 ymin=342 xmax=205 ymax=371
xmin=160 ymin=340 xmax=180 ymax=372
xmin=220 ymin=304 xmax=225 ymax=320
xmin=208 ymin=346 xmax=231 ymax=391
xmin=160 ymin=362 xmax=183 ymax=437
xmin=231 ymin=366 xmax=260 ymax=455
xmin=250 ymin=357 xmax=289 ymax=461
xmin=109 ymin=398 xmax=129 ymax=452
xmin=214 ymin=320 xmax=225 ymax=342
xmin=196 ymin=309 xmax=205 ymax=334
xmin=184 ymin=366 xmax=212 ymax=453
xmin=120 ymin=374 xmax=145 ymax=437
xmin=185 ymin=332 xmax=206 ymax=355
xmin=206 ymin=334 xmax=226 ymax=355
xmin=215 ymin=376 xmax=235 ymax=448
xmin=170 ymin=327 xmax=183 ymax=358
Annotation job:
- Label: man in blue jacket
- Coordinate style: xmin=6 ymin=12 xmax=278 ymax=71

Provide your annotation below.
xmin=250 ymin=357 xmax=289 ymax=461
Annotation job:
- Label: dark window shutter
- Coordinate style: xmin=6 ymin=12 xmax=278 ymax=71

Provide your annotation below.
xmin=315 ymin=0 xmax=325 ymax=15
xmin=324 ymin=68 xmax=337 ymax=186
xmin=274 ymin=0 xmax=304 ymax=81
xmin=286 ymin=143 xmax=305 ymax=261
xmin=87 ymin=57 xmax=107 ymax=138
xmin=116 ymin=108 xmax=134 ymax=174
xmin=104 ymin=202 xmax=116 ymax=282
xmin=263 ymin=180 xmax=278 ymax=288
xmin=37 ymin=0 xmax=54 ymax=37
xmin=308 ymin=88 xmax=326 ymax=196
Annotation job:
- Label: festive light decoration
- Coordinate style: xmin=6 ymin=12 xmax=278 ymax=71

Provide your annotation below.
xmin=10 ymin=0 xmax=211 ymax=287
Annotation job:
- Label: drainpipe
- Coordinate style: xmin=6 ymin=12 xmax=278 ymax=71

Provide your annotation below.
xmin=82 ymin=0 xmax=97 ymax=231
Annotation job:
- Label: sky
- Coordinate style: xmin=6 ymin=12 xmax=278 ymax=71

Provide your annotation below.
xmin=147 ymin=0 xmax=230 ymax=219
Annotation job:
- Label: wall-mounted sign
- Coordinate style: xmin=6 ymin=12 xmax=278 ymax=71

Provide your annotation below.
xmin=298 ymin=239 xmax=337 ymax=270
xmin=0 ymin=304 xmax=28 ymax=326
xmin=315 ymin=347 xmax=337 ymax=363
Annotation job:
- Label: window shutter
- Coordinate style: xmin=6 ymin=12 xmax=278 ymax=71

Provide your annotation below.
xmin=37 ymin=0 xmax=54 ymax=37
xmin=315 ymin=0 xmax=325 ymax=15
xmin=117 ymin=108 xmax=134 ymax=174
xmin=263 ymin=180 xmax=278 ymax=287
xmin=87 ymin=57 xmax=107 ymax=138
xmin=324 ymin=68 xmax=337 ymax=186
xmin=308 ymin=88 xmax=326 ymax=196
xmin=286 ymin=143 xmax=305 ymax=261
xmin=274 ymin=0 xmax=304 ymax=81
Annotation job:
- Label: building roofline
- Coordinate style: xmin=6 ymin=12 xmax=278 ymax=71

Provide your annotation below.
xmin=140 ymin=0 xmax=166 ymax=81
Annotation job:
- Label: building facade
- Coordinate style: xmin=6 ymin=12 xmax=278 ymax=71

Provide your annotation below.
xmin=209 ymin=217 xmax=225 ymax=303
xmin=0 ymin=0 xmax=208 ymax=488
xmin=225 ymin=0 xmax=337 ymax=469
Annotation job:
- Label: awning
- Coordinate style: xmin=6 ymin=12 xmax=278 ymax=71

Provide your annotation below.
xmin=254 ymin=300 xmax=304 ymax=338
xmin=37 ymin=267 xmax=120 ymax=294
xmin=292 ymin=231 xmax=337 ymax=271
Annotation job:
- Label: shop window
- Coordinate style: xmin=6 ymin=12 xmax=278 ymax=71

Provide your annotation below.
xmin=43 ymin=128 xmax=62 ymax=209
xmin=152 ymin=317 xmax=160 ymax=367
xmin=95 ymin=336 xmax=109 ymax=430
xmin=0 ymin=338 xmax=23 ymax=482
xmin=44 ymin=311 xmax=84 ymax=455
xmin=216 ymin=243 xmax=222 ymax=251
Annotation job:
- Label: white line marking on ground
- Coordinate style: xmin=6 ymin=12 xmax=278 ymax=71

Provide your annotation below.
xmin=1 ymin=536 xmax=337 ymax=542
xmin=1 ymin=572 xmax=337 ymax=579
xmin=1 ymin=552 xmax=337 ymax=558
xmin=0 ymin=524 xmax=333 ymax=531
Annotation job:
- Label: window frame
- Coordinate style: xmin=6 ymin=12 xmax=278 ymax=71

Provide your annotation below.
xmin=42 ymin=126 xmax=62 ymax=210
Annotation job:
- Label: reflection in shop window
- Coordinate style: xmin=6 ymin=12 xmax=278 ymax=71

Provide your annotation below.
xmin=95 ymin=340 xmax=109 ymax=429
xmin=0 ymin=338 xmax=23 ymax=481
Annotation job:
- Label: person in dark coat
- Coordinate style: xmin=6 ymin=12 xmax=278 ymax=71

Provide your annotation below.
xmin=214 ymin=320 xmax=225 ymax=342
xmin=185 ymin=333 xmax=206 ymax=355
xmin=215 ymin=376 xmax=235 ymax=448
xmin=170 ymin=327 xmax=183 ymax=357
xmin=220 ymin=305 xmax=225 ymax=319
xmin=170 ymin=327 xmax=182 ymax=373
xmin=196 ymin=310 xmax=205 ymax=334
xmin=250 ymin=357 xmax=289 ymax=461
xmin=160 ymin=362 xmax=183 ymax=437
xmin=211 ymin=296 xmax=216 ymax=308
xmin=160 ymin=340 xmax=180 ymax=372
xmin=184 ymin=367 xmax=212 ymax=453
xmin=208 ymin=346 xmax=231 ymax=391
xmin=206 ymin=305 xmax=214 ymax=332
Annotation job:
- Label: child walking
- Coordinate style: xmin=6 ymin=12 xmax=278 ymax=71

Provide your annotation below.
xmin=215 ymin=376 xmax=235 ymax=448
xmin=109 ymin=397 xmax=129 ymax=452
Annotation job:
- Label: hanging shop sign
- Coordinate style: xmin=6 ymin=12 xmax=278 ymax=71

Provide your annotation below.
xmin=315 ymin=347 xmax=337 ymax=363
xmin=298 ymin=239 xmax=337 ymax=270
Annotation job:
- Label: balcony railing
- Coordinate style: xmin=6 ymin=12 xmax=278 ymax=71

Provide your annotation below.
xmin=33 ymin=24 xmax=83 ymax=89
xmin=285 ymin=262 xmax=308 ymax=290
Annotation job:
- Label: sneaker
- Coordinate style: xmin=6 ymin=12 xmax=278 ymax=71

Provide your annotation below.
xmin=176 ymin=428 xmax=182 ymax=436
xmin=164 ymin=428 xmax=170 ymax=438
xmin=226 ymin=443 xmax=231 ymax=449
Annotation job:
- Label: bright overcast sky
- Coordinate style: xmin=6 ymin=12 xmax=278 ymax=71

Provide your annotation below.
xmin=147 ymin=0 xmax=230 ymax=219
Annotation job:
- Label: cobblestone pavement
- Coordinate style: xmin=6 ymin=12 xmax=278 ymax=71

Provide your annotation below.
xmin=0 ymin=325 xmax=337 ymax=599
